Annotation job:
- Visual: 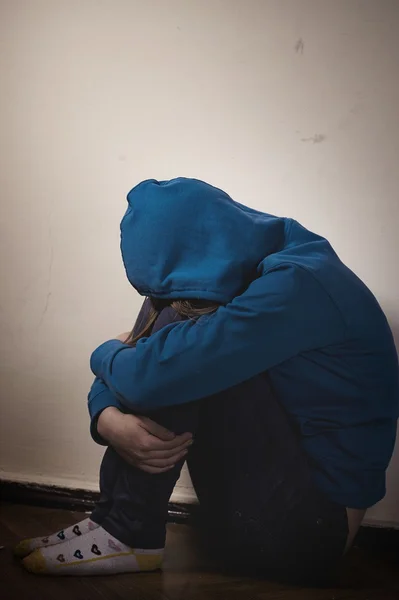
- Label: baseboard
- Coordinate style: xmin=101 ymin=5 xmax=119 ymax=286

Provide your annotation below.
xmin=0 ymin=478 xmax=198 ymax=524
xmin=0 ymin=478 xmax=398 ymax=552
xmin=0 ymin=470 xmax=198 ymax=505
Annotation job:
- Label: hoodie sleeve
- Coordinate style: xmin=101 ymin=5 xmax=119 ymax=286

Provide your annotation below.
xmin=90 ymin=263 xmax=345 ymax=411
xmin=88 ymin=377 xmax=125 ymax=445
xmin=87 ymin=298 xmax=154 ymax=444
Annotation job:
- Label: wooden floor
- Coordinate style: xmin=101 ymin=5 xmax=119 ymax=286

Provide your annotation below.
xmin=0 ymin=503 xmax=398 ymax=600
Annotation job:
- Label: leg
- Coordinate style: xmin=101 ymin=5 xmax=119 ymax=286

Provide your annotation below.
xmin=23 ymin=401 xmax=199 ymax=575
xmin=100 ymin=401 xmax=199 ymax=548
xmin=15 ymin=443 xmax=122 ymax=559
xmin=188 ymin=374 xmax=348 ymax=585
xmin=90 ymin=446 xmax=122 ymax=524
xmin=91 ymin=302 xmax=193 ymax=544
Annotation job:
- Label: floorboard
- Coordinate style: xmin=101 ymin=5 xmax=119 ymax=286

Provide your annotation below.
xmin=0 ymin=503 xmax=398 ymax=600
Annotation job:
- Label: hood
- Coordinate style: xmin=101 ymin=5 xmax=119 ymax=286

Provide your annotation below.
xmin=120 ymin=177 xmax=286 ymax=304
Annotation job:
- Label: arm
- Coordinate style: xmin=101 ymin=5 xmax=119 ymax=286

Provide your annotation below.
xmin=89 ymin=380 xmax=193 ymax=470
xmin=88 ymin=377 xmax=125 ymax=444
xmin=88 ymin=297 xmax=155 ymax=443
xmin=90 ymin=263 xmax=345 ymax=411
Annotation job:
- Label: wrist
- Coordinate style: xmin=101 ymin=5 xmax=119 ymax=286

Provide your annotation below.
xmin=97 ymin=407 xmax=124 ymax=443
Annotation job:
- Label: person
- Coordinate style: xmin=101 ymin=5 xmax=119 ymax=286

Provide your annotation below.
xmin=15 ymin=178 xmax=398 ymax=585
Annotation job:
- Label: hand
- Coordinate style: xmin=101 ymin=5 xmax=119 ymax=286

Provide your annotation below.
xmin=97 ymin=407 xmax=193 ymax=473
xmin=115 ymin=332 xmax=131 ymax=343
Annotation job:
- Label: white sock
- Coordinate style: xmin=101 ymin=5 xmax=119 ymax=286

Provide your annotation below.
xmin=22 ymin=526 xmax=164 ymax=576
xmin=14 ymin=517 xmax=99 ymax=558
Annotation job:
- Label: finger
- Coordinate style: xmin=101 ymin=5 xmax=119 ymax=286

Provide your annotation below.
xmin=139 ymin=417 xmax=176 ymax=441
xmin=115 ymin=444 xmax=189 ymax=467
xmin=141 ymin=450 xmax=188 ymax=469
xmin=139 ymin=464 xmax=176 ymax=474
xmin=142 ymin=432 xmax=193 ymax=452
xmin=145 ymin=439 xmax=193 ymax=460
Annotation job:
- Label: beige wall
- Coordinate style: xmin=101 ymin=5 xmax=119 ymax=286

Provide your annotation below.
xmin=0 ymin=0 xmax=398 ymax=526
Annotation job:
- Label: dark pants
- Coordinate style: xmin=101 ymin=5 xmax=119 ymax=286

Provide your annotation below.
xmin=91 ymin=374 xmax=348 ymax=585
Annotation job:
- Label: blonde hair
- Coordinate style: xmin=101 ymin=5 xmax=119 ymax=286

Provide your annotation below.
xmin=125 ymin=298 xmax=219 ymax=346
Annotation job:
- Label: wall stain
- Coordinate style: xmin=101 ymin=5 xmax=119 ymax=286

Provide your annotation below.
xmin=39 ymin=292 xmax=52 ymax=325
xmin=295 ymin=38 xmax=304 ymax=54
xmin=337 ymin=101 xmax=364 ymax=130
xmin=38 ymin=224 xmax=54 ymax=327
xmin=301 ymin=134 xmax=326 ymax=144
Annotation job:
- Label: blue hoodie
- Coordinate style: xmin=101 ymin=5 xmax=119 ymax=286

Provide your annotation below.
xmin=89 ymin=178 xmax=399 ymax=509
